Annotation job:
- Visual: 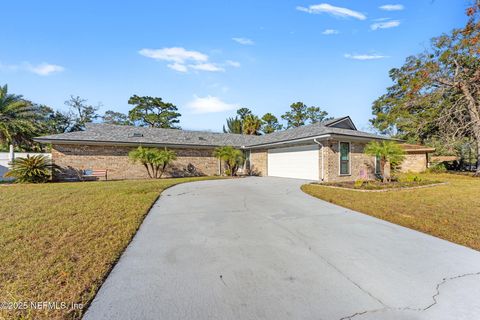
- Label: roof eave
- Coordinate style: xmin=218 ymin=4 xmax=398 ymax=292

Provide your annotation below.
xmin=33 ymin=138 xmax=235 ymax=149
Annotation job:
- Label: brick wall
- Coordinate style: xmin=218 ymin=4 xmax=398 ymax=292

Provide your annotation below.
xmin=399 ymin=152 xmax=427 ymax=173
xmin=323 ymin=140 xmax=376 ymax=182
xmin=52 ymin=144 xmax=219 ymax=180
xmin=249 ymin=149 xmax=267 ymax=176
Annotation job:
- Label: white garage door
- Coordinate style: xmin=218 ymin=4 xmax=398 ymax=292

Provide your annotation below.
xmin=267 ymin=145 xmax=319 ymax=180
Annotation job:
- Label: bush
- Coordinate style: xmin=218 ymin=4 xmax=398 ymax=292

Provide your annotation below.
xmin=354 ymin=179 xmax=366 ymax=188
xmin=399 ymin=172 xmax=423 ymax=183
xmin=427 ymin=163 xmax=447 ymax=173
xmin=5 ymin=155 xmax=54 ymax=183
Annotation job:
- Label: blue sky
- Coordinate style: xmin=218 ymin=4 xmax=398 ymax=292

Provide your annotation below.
xmin=1 ymin=0 xmax=468 ymax=132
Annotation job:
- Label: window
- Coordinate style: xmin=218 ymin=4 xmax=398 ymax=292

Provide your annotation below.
xmin=375 ymin=155 xmax=381 ymax=175
xmin=339 ymin=142 xmax=350 ymax=175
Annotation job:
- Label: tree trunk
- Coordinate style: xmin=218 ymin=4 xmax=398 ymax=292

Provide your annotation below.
xmin=380 ymin=158 xmax=388 ymax=183
xmin=159 ymin=163 xmax=167 ymax=178
xmin=459 ymin=83 xmax=480 ymax=176
xmin=143 ymin=163 xmax=152 ymax=178
xmin=475 ymin=133 xmax=480 ymax=176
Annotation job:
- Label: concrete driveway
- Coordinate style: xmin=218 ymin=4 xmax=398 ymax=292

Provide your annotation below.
xmin=84 ymin=177 xmax=480 ymax=320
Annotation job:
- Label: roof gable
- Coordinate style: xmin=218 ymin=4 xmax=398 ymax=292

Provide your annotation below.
xmin=323 ymin=116 xmax=357 ymax=130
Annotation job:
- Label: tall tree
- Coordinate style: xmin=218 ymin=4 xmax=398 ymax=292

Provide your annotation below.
xmin=128 ymin=95 xmax=181 ymax=129
xmin=236 ymin=107 xmax=252 ymax=120
xmin=261 ymin=113 xmax=283 ymax=134
xmin=306 ymin=106 xmax=329 ymax=124
xmin=223 ymin=108 xmax=254 ymax=134
xmin=281 ymin=102 xmax=330 ymax=128
xmin=370 ymin=2 xmax=480 ymax=175
xmin=102 ymin=110 xmax=132 ymax=125
xmin=37 ymin=105 xmax=74 ymax=134
xmin=64 ymin=95 xmax=99 ymax=131
xmin=223 ymin=117 xmax=243 ymax=134
xmin=242 ymin=114 xmax=262 ymax=135
xmin=0 ymin=85 xmax=38 ymax=148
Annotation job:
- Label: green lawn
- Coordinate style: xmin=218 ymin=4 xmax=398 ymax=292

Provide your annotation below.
xmin=0 ymin=177 xmax=220 ymax=320
xmin=302 ymin=173 xmax=480 ymax=251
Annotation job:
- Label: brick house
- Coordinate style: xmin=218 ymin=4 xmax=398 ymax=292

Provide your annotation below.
xmin=35 ymin=116 xmax=434 ymax=181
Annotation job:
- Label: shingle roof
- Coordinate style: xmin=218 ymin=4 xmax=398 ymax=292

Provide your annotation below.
xmin=399 ymin=143 xmax=436 ymax=152
xmin=246 ymin=120 xmax=384 ymax=147
xmin=34 ymin=116 xmax=389 ymax=148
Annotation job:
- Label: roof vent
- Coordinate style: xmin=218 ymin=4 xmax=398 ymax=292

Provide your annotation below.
xmin=131 ymin=132 xmax=143 ymax=138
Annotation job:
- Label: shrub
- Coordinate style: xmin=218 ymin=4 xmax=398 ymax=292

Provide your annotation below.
xmin=427 ymin=163 xmax=447 ymax=173
xmin=5 ymin=155 xmax=54 ymax=183
xmin=399 ymin=172 xmax=423 ymax=183
xmin=354 ymin=179 xmax=366 ymax=188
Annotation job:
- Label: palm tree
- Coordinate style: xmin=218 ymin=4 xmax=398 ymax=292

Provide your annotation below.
xmin=223 ymin=116 xmax=243 ymax=134
xmin=213 ymin=146 xmax=244 ymax=176
xmin=364 ymin=141 xmax=405 ymax=183
xmin=242 ymin=115 xmax=262 ymax=135
xmin=129 ymin=146 xmax=154 ymax=178
xmin=129 ymin=146 xmax=177 ymax=178
xmin=0 ymin=84 xmax=37 ymax=149
xmin=157 ymin=148 xmax=177 ymax=178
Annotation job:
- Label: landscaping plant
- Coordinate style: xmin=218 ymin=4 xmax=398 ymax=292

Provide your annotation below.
xmin=5 ymin=155 xmax=54 ymax=183
xmin=364 ymin=141 xmax=405 ymax=183
xmin=129 ymin=146 xmax=177 ymax=178
xmin=213 ymin=146 xmax=244 ymax=176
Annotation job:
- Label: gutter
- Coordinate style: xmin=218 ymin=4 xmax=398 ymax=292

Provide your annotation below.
xmin=313 ymin=138 xmax=325 ymax=181
xmin=32 ymin=138 xmax=236 ymax=149
xmin=245 ymin=133 xmax=388 ymax=149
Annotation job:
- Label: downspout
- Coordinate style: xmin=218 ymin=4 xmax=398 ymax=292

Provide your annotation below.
xmin=313 ymin=139 xmax=324 ymax=181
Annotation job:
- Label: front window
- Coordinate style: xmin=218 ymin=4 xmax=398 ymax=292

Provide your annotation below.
xmin=375 ymin=155 xmax=381 ymax=174
xmin=339 ymin=142 xmax=350 ymax=175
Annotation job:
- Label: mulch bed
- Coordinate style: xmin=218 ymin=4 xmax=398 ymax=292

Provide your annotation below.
xmin=314 ymin=180 xmax=445 ymax=192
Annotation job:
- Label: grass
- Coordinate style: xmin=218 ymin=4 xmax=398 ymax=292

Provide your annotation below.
xmin=318 ymin=179 xmax=441 ymax=190
xmin=302 ymin=173 xmax=480 ymax=251
xmin=0 ymin=177 xmax=221 ymax=320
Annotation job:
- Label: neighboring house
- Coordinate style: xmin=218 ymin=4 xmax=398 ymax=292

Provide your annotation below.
xmin=34 ymin=116 xmax=434 ymax=181
xmin=398 ymin=144 xmax=436 ymax=173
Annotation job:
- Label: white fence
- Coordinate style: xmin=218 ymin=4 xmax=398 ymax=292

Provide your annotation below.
xmin=0 ymin=151 xmax=52 ymax=181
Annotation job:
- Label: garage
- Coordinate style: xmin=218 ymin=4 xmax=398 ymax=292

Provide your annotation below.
xmin=267 ymin=145 xmax=319 ymax=180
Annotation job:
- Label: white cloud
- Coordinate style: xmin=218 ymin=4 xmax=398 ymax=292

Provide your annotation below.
xmin=344 ymin=53 xmax=388 ymax=60
xmin=379 ymin=4 xmax=404 ymax=11
xmin=322 ymin=29 xmax=339 ymax=35
xmin=370 ymin=20 xmax=400 ymax=30
xmin=189 ymin=63 xmax=225 ymax=72
xmin=28 ymin=63 xmax=64 ymax=75
xmin=225 ymin=60 xmax=241 ymax=67
xmin=0 ymin=61 xmax=64 ymax=76
xmin=139 ymin=47 xmax=208 ymax=63
xmin=232 ymin=37 xmax=254 ymax=45
xmin=140 ymin=47 xmax=235 ymax=73
xmin=187 ymin=95 xmax=237 ymax=113
xmin=167 ymin=63 xmax=188 ymax=73
xmin=296 ymin=3 xmax=366 ymax=20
